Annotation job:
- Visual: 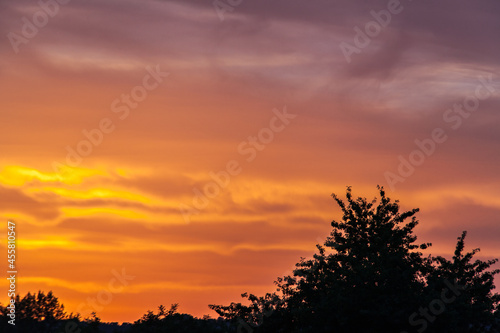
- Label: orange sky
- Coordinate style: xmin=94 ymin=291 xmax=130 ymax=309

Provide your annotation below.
xmin=1 ymin=0 xmax=500 ymax=323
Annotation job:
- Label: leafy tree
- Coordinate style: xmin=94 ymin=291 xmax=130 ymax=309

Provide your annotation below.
xmin=419 ymin=231 xmax=500 ymax=332
xmin=84 ymin=311 xmax=101 ymax=332
xmin=134 ymin=303 xmax=179 ymax=325
xmin=284 ymin=186 xmax=431 ymax=332
xmin=209 ymin=292 xmax=281 ymax=332
xmin=0 ymin=290 xmax=77 ymax=333
xmin=19 ymin=290 xmax=68 ymax=321
xmin=211 ymin=186 xmax=500 ymax=333
xmin=131 ymin=303 xmax=232 ymax=333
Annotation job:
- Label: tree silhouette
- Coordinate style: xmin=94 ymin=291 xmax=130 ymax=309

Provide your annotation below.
xmin=420 ymin=231 xmax=500 ymax=332
xmin=211 ymin=186 xmax=500 ymax=333
xmin=84 ymin=311 xmax=101 ymax=332
xmin=0 ymin=290 xmax=76 ymax=332
xmin=134 ymin=303 xmax=179 ymax=325
xmin=131 ymin=303 xmax=231 ymax=332
xmin=19 ymin=290 xmax=68 ymax=321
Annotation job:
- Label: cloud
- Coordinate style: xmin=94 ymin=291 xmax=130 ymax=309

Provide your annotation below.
xmin=0 ymin=185 xmax=60 ymax=220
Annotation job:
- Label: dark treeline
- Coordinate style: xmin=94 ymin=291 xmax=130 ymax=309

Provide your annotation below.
xmin=2 ymin=187 xmax=500 ymax=332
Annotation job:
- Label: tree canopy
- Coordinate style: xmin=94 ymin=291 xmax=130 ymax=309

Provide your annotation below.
xmin=210 ymin=186 xmax=500 ymax=332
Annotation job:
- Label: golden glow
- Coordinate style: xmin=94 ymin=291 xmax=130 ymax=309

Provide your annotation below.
xmin=28 ymin=187 xmax=159 ymax=205
xmin=0 ymin=165 xmax=106 ymax=186
xmin=18 ymin=238 xmax=74 ymax=250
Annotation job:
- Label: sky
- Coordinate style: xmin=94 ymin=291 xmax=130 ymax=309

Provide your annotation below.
xmin=1 ymin=0 xmax=500 ymax=323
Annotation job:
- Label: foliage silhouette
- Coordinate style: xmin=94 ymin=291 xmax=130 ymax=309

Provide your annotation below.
xmin=421 ymin=231 xmax=500 ymax=332
xmin=210 ymin=186 xmax=500 ymax=332
xmin=0 ymin=290 xmax=78 ymax=332
xmin=130 ymin=303 xmax=233 ymax=333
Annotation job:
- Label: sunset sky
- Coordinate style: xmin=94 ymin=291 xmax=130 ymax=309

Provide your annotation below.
xmin=1 ymin=0 xmax=500 ymax=323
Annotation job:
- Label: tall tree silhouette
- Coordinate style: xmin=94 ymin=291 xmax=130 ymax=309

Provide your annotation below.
xmin=211 ymin=186 xmax=500 ymax=333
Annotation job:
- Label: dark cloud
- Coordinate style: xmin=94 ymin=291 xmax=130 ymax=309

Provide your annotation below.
xmin=0 ymin=185 xmax=59 ymax=220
